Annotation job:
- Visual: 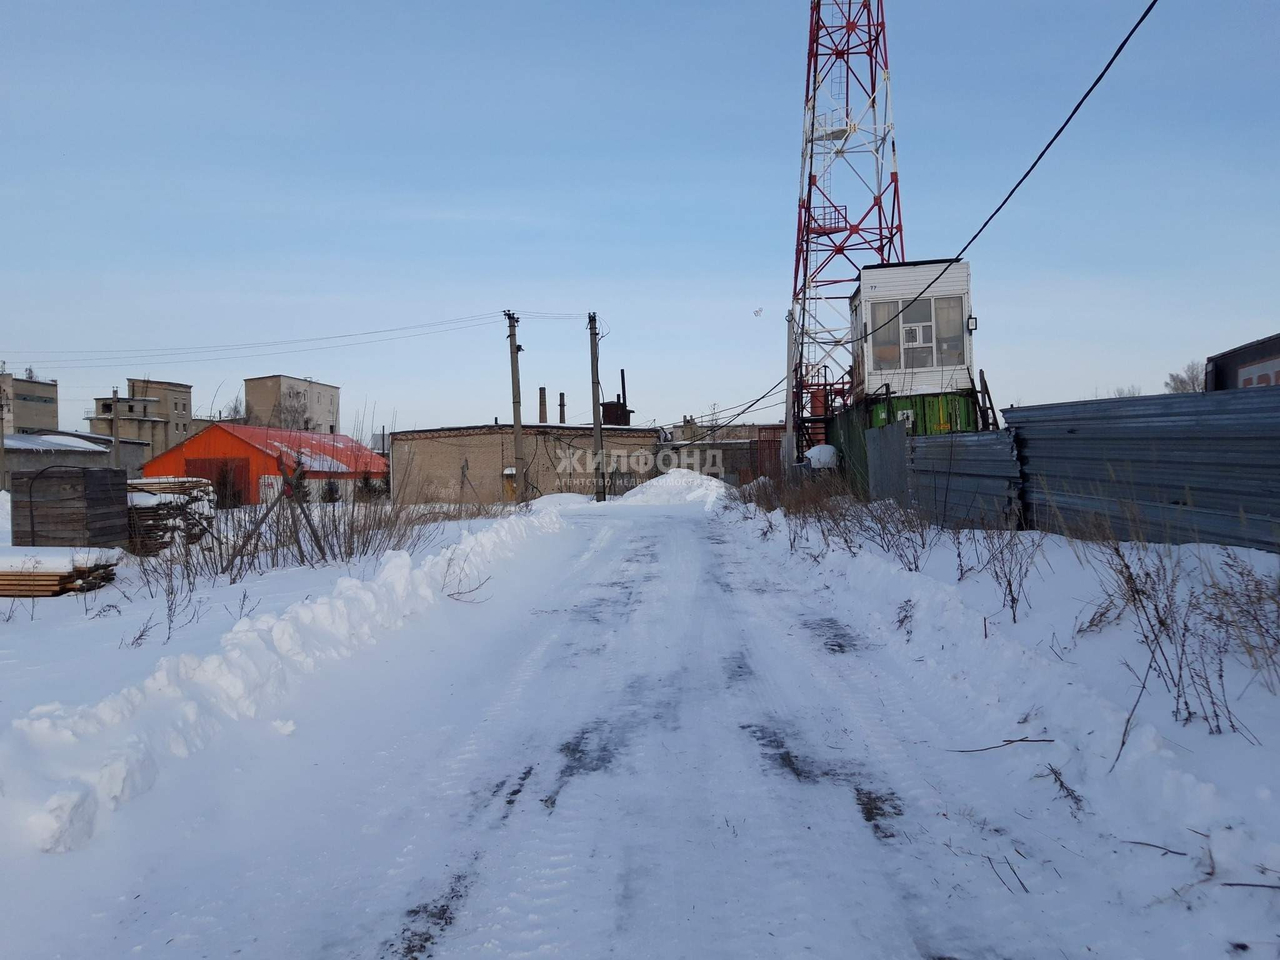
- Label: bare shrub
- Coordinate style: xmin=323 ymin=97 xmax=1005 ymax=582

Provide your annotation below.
xmin=726 ymin=474 xmax=861 ymax=556
xmin=895 ymin=598 xmax=915 ymax=642
xmin=119 ymin=611 xmax=158 ymax=649
xmin=948 ymin=526 xmax=977 ymax=581
xmin=1036 ymin=763 xmax=1085 ymax=818
xmin=223 ymin=589 xmax=261 ymax=622
xmin=1082 ymin=536 xmax=1256 ymax=768
xmin=849 ymin=499 xmax=937 ymax=572
xmin=1201 ymin=549 xmax=1280 ymax=694
xmin=977 ymin=525 xmax=1047 ymax=624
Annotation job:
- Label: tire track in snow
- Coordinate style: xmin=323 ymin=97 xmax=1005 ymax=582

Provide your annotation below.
xmin=707 ymin=513 xmax=1146 ymax=959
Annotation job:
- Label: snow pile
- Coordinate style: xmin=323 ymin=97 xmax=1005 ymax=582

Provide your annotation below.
xmin=0 ymin=507 xmax=564 ymax=853
xmin=804 ymin=443 xmax=838 ymax=469
xmin=0 ymin=489 xmax=10 ymax=546
xmin=620 ymin=468 xmax=727 ymax=507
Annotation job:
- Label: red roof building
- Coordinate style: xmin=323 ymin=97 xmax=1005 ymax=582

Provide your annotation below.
xmin=141 ymin=423 xmax=388 ymax=506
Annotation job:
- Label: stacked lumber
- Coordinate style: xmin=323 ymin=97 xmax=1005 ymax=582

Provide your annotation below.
xmin=0 ymin=549 xmax=120 ymax=598
xmin=9 ymin=468 xmax=129 ymax=549
xmin=127 ymin=477 xmax=217 ymax=556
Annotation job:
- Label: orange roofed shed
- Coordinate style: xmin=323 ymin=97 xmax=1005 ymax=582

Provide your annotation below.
xmin=142 ymin=423 xmax=388 ymax=506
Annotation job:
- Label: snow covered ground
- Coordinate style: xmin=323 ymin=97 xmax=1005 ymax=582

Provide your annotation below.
xmin=1 ymin=473 xmax=1278 ymax=957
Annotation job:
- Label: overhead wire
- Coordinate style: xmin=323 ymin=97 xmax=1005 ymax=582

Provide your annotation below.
xmin=853 ymin=0 xmax=1162 ymax=356
xmin=4 ymin=312 xmax=505 ymax=361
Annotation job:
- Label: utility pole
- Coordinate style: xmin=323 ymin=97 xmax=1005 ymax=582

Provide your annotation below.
xmin=587 ymin=312 xmax=606 ymax=502
xmin=0 ymin=386 xmax=7 ymax=492
xmin=505 ymin=310 xmax=527 ymax=502
xmin=110 ymin=387 xmax=121 ymax=470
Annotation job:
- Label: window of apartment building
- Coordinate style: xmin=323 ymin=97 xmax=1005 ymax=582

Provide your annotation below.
xmin=182 ymin=401 xmax=187 ymax=412
xmin=174 ymin=401 xmax=179 ymax=412
xmin=102 ymin=402 xmax=112 ymax=413
xmin=128 ymin=404 xmax=135 ymax=413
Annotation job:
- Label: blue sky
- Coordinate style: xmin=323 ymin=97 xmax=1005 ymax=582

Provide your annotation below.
xmin=2 ymin=0 xmax=1276 ymax=433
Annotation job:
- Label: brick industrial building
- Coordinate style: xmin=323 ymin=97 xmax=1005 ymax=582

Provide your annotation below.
xmin=390 ymin=423 xmax=663 ymax=504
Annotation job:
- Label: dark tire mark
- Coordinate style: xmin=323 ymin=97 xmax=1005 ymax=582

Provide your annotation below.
xmin=384 ymin=870 xmax=473 ymax=959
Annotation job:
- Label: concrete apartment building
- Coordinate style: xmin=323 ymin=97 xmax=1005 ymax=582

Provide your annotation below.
xmin=87 ymin=378 xmax=194 ymax=457
xmin=245 ymin=375 xmax=340 ymax=434
xmin=0 ymin=372 xmax=59 ymax=435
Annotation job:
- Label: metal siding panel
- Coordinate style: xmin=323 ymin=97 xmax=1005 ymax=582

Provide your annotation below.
xmin=1004 ymin=391 xmax=1280 ymax=551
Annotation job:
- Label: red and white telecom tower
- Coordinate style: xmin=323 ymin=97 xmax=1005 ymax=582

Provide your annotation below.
xmin=784 ymin=0 xmax=905 ymax=464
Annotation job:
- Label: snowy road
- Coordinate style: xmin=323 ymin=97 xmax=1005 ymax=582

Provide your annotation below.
xmin=7 ymin=484 xmax=1262 ymax=958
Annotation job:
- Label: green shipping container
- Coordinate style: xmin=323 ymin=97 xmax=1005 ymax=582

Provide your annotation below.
xmin=867 ymin=392 xmax=978 ymax=436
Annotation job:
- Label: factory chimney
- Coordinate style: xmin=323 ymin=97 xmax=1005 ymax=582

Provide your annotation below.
xmin=538 ymin=386 xmax=548 ymax=424
xmin=559 ymin=392 xmax=566 ymax=424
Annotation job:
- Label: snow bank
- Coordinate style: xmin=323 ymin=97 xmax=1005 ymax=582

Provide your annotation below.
xmin=739 ymin=505 xmax=1280 ymax=951
xmin=0 ymin=490 xmax=10 ymax=546
xmin=0 ymin=507 xmax=564 ymax=853
xmin=620 ymin=468 xmax=727 ymax=507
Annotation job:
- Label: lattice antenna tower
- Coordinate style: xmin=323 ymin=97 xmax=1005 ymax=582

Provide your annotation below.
xmin=785 ymin=0 xmax=904 ymax=460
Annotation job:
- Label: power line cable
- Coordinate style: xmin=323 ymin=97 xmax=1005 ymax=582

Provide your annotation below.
xmin=19 ymin=318 xmax=506 ymax=372
xmin=676 ymin=374 xmax=789 ymax=447
xmin=5 ymin=312 xmax=504 ymax=359
xmin=852 ymin=0 xmax=1161 ymax=352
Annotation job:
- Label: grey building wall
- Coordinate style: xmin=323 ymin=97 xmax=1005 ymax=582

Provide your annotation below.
xmin=1 ymin=374 xmax=59 ymax=434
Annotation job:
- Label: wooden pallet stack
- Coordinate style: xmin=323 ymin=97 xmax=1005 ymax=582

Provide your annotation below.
xmin=9 ymin=467 xmax=129 ymax=549
xmin=127 ymin=476 xmax=217 ymax=556
xmin=0 ymin=553 xmax=120 ymax=598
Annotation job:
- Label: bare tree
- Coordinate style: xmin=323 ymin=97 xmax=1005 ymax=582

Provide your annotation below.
xmin=1112 ymin=385 xmax=1143 ymax=398
xmin=221 ymin=393 xmax=245 ymax=421
xmin=277 ymin=392 xmax=310 ymax=430
xmin=1164 ymin=361 xmax=1204 ymax=394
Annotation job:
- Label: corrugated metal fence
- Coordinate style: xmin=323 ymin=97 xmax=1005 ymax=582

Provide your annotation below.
xmin=907 ymin=430 xmax=1021 ymax=528
xmin=878 ymin=390 xmax=1280 ymax=550
xmin=1003 ymin=390 xmax=1280 ymax=551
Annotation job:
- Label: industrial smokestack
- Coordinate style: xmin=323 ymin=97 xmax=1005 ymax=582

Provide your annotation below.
xmin=620 ymin=369 xmax=627 ymax=408
xmin=538 ymin=386 xmax=548 ymax=424
xmin=559 ymin=392 xmax=566 ymax=424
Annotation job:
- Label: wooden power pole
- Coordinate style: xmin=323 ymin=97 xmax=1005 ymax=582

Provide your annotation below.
xmin=587 ymin=312 xmax=606 ymax=502
xmin=0 ymin=387 xmax=7 ymax=492
xmin=110 ymin=387 xmax=121 ymax=469
xmin=505 ymin=310 xmax=527 ymax=502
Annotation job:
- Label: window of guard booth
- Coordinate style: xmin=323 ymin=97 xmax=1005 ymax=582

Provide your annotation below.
xmin=935 ymin=296 xmax=965 ymax=366
xmin=902 ymin=297 xmax=933 ymax=369
xmin=870 ymin=301 xmax=900 ymax=370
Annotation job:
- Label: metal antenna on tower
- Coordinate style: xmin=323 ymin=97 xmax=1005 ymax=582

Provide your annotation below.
xmin=784 ymin=0 xmax=904 ymax=465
